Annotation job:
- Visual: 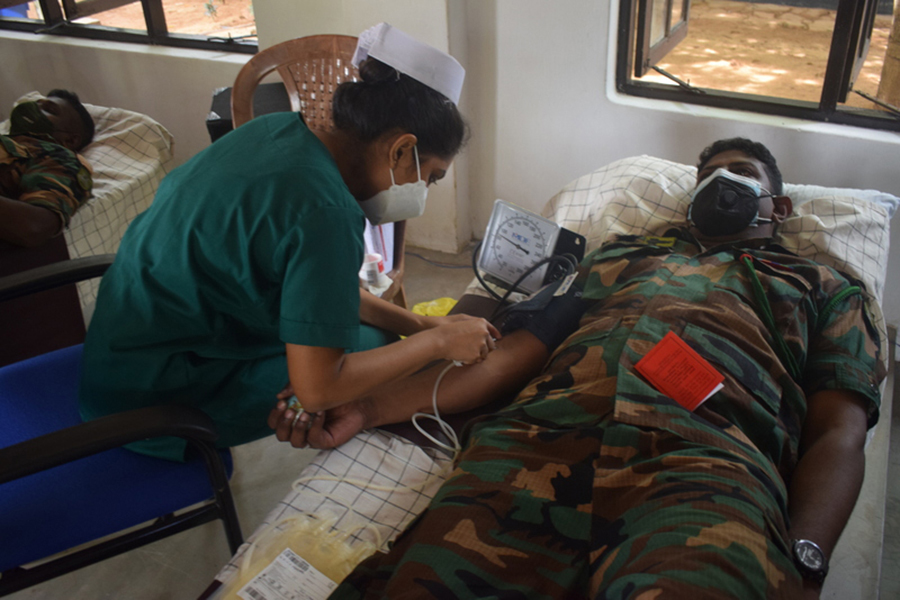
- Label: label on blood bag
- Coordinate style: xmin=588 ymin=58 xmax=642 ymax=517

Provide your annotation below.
xmin=237 ymin=548 xmax=337 ymax=600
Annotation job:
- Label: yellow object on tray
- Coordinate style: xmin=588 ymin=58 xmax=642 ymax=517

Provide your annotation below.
xmin=411 ymin=297 xmax=457 ymax=317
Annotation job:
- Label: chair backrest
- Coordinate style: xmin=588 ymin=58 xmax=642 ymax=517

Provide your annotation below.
xmin=231 ymin=35 xmax=359 ymax=131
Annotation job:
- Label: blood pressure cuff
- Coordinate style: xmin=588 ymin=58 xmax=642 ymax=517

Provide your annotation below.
xmin=494 ymin=278 xmax=586 ymax=352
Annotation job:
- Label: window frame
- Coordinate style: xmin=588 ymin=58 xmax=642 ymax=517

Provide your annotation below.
xmin=634 ymin=0 xmax=691 ymax=78
xmin=0 ymin=0 xmax=257 ymax=54
xmin=616 ymin=0 xmax=900 ymax=132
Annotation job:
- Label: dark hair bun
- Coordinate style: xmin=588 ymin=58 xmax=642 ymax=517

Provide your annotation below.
xmin=358 ymin=59 xmax=401 ymax=85
xmin=333 ymin=58 xmax=467 ymax=158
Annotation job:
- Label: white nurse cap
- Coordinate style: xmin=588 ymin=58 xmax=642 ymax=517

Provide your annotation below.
xmin=351 ymin=22 xmax=465 ymax=106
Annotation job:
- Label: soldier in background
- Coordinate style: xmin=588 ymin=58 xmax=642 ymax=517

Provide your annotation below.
xmin=1 ymin=90 xmax=94 ymax=248
xmin=0 ymin=90 xmax=95 ymax=366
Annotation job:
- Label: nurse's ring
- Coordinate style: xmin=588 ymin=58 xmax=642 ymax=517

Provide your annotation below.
xmin=291 ymin=408 xmax=305 ymax=429
xmin=287 ymin=397 xmax=305 ymax=429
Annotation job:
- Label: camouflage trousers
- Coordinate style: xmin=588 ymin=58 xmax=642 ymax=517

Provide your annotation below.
xmin=330 ymin=406 xmax=803 ymax=599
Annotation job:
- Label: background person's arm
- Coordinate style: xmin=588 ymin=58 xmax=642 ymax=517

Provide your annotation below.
xmin=786 ymin=389 xmax=870 ymax=597
xmin=0 ymin=195 xmax=61 ymax=247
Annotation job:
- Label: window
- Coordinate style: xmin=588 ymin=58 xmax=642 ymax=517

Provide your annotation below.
xmin=0 ymin=0 xmax=256 ymax=53
xmin=617 ymin=0 xmax=900 ymax=132
xmin=635 ymin=0 xmax=691 ymax=76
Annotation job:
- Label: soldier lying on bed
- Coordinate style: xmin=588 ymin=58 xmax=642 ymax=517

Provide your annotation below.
xmin=0 ymin=90 xmax=96 ymax=366
xmin=270 ymin=137 xmax=885 ymax=600
xmin=1 ymin=90 xmax=94 ymax=249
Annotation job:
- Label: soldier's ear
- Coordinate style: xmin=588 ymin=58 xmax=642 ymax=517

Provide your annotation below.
xmin=772 ymin=195 xmax=792 ymax=223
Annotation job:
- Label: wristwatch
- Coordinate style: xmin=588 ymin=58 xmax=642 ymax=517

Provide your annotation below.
xmin=791 ymin=539 xmax=828 ymax=584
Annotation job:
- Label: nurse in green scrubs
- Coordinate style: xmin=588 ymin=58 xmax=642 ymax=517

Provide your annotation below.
xmin=78 ymin=24 xmax=499 ymax=461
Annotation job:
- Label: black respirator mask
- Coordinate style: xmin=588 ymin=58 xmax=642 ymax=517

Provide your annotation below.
xmin=688 ymin=168 xmax=774 ymax=237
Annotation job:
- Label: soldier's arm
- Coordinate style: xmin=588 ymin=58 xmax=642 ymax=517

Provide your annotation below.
xmin=786 ymin=388 xmax=869 ymax=596
xmin=0 ymin=194 xmax=61 ymax=247
xmin=1 ymin=144 xmax=92 ymax=247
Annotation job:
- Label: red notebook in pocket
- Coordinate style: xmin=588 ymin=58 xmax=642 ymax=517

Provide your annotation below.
xmin=635 ymin=331 xmax=724 ymax=411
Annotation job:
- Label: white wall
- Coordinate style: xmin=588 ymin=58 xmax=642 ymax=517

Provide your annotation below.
xmin=2 ymin=0 xmax=898 ymax=327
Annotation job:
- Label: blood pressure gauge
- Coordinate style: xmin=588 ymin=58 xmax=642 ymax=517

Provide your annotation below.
xmin=478 ymin=199 xmax=561 ymax=294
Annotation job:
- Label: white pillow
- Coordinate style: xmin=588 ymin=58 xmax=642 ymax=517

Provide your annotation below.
xmin=784 ymin=183 xmax=898 ymax=218
xmin=777 ymin=196 xmax=890 ymax=302
xmin=541 ymin=155 xmax=892 ymax=363
xmin=542 ymin=155 xmax=695 ymax=249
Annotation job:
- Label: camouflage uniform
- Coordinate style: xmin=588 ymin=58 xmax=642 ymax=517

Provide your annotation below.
xmin=333 ymin=229 xmax=884 ymax=600
xmin=0 ymin=133 xmax=93 ymax=229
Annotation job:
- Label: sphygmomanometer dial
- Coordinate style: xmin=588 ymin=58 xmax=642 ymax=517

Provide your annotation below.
xmin=479 ymin=199 xmax=561 ymax=294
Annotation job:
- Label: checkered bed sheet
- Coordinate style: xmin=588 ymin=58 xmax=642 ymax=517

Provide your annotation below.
xmin=65 ymin=103 xmax=173 ymax=317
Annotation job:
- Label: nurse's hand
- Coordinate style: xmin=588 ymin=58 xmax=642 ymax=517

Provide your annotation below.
xmin=268 ymin=398 xmax=368 ymax=450
xmin=430 ymin=318 xmax=500 ymax=365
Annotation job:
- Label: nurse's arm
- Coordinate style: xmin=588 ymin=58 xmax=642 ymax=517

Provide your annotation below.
xmin=359 ymin=288 xmax=485 ymax=336
xmin=285 ymin=316 xmax=500 ymax=412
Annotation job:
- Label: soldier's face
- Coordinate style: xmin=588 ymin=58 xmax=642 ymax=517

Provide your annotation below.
xmin=696 ymin=150 xmax=777 ymax=220
xmin=689 ymin=150 xmax=792 ymax=243
xmin=37 ymin=97 xmax=86 ymax=151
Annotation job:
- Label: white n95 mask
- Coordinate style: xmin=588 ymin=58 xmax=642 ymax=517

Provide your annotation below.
xmin=360 ymin=146 xmax=428 ymax=225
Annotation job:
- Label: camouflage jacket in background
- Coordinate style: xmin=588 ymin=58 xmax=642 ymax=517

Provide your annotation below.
xmin=0 ymin=133 xmax=93 ymax=230
xmin=516 ymin=228 xmax=884 ymax=498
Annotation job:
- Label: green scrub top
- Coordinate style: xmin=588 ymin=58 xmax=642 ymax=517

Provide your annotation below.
xmin=79 ymin=113 xmax=370 ymax=461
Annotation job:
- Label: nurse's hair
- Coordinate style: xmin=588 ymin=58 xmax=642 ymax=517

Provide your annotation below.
xmin=332 ymin=58 xmax=467 ymax=159
xmin=697 ymin=137 xmax=783 ymax=195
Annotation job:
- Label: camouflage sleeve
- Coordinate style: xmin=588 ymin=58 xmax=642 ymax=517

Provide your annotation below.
xmin=803 ymin=275 xmax=885 ymax=428
xmin=18 ymin=149 xmax=93 ymax=228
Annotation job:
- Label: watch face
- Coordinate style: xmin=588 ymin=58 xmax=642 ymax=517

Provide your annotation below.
xmin=479 ymin=200 xmax=560 ymax=293
xmin=796 ymin=541 xmax=824 ymax=570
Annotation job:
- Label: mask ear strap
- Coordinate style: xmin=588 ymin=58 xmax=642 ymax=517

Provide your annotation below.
xmin=413 ymin=146 xmax=422 ymax=182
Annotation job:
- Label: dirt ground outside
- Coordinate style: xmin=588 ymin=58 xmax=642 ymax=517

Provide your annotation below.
xmin=639 ymin=0 xmax=894 ymax=111
xmin=26 ymin=0 xmax=256 ymax=39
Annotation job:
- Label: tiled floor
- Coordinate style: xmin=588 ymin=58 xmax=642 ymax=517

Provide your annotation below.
xmin=8 ymin=245 xmax=899 ymax=599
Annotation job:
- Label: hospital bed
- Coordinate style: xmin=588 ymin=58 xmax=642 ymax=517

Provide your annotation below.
xmin=204 ymin=155 xmax=897 ymax=600
xmin=64 ymin=98 xmax=173 ymax=317
xmin=1 ymin=93 xmax=173 ymax=363
xmin=3 ymin=92 xmax=173 ymax=314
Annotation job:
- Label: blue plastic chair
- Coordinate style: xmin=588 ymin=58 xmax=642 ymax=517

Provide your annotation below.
xmin=0 ymin=256 xmax=242 ymax=596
